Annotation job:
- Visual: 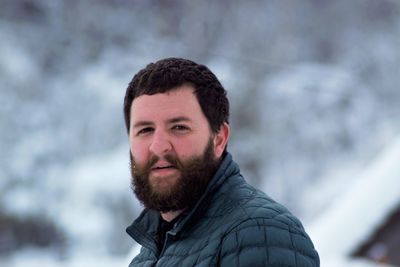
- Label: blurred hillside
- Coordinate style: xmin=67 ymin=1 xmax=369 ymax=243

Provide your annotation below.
xmin=1 ymin=0 xmax=399 ymax=264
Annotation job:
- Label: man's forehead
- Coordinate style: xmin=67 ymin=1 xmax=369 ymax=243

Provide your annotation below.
xmin=130 ymin=87 xmax=203 ymax=122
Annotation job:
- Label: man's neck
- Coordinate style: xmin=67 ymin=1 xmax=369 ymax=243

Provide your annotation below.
xmin=161 ymin=210 xmax=184 ymax=222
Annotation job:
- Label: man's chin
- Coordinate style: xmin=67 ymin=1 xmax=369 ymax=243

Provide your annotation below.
xmin=149 ymin=173 xmax=181 ymax=194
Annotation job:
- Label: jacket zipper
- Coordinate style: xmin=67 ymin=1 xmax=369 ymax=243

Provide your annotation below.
xmin=155 ymin=225 xmax=179 ymax=265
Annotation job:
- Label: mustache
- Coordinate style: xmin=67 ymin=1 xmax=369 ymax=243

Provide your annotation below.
xmin=150 ymin=154 xmax=180 ymax=169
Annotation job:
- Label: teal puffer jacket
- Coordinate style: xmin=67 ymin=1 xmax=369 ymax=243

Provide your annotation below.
xmin=127 ymin=153 xmax=319 ymax=266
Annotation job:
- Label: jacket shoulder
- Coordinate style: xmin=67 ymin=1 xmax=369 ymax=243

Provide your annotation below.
xmin=216 ymin=174 xmax=297 ymax=226
xmin=215 ymin=175 xmax=319 ymax=266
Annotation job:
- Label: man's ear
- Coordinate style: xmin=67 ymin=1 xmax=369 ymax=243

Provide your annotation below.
xmin=213 ymin=122 xmax=230 ymax=158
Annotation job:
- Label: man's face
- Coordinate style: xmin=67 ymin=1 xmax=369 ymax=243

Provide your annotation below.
xmin=128 ymin=85 xmax=223 ymax=212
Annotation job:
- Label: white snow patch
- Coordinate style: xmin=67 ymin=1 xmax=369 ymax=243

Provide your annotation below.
xmin=309 ymin=136 xmax=400 ymax=261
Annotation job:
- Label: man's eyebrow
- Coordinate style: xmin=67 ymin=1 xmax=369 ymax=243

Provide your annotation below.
xmin=132 ymin=117 xmax=191 ymax=128
xmin=168 ymin=116 xmax=192 ymax=124
xmin=132 ymin=120 xmax=154 ymax=128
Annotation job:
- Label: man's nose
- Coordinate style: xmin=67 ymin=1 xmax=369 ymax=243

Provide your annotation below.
xmin=149 ymin=130 xmax=172 ymax=156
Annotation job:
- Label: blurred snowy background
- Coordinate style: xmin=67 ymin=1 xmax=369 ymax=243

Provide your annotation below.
xmin=1 ymin=0 xmax=400 ymax=266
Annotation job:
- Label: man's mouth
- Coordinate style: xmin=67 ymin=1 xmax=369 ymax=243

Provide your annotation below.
xmin=153 ymin=166 xmax=174 ymax=170
xmin=151 ymin=163 xmax=177 ymax=171
xmin=150 ymin=163 xmax=179 ymax=178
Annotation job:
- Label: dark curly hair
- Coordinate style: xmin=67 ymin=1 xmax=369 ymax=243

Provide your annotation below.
xmin=124 ymin=58 xmax=229 ymax=134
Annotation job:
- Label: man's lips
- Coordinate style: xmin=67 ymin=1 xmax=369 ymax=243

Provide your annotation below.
xmin=151 ymin=164 xmax=176 ymax=170
xmin=150 ymin=162 xmax=178 ymax=173
xmin=150 ymin=165 xmax=178 ymax=177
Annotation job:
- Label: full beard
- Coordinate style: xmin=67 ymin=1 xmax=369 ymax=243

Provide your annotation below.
xmin=130 ymin=139 xmax=219 ymax=212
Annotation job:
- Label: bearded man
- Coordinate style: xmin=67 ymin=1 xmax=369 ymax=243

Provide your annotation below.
xmin=124 ymin=58 xmax=319 ymax=266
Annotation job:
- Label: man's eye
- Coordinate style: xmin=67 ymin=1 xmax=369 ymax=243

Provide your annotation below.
xmin=172 ymin=125 xmax=189 ymax=131
xmin=136 ymin=127 xmax=154 ymax=135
